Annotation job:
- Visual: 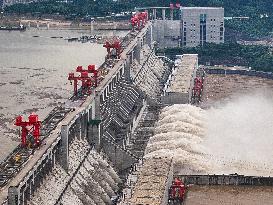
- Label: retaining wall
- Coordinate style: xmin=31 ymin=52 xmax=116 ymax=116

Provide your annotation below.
xmin=204 ymin=68 xmax=273 ymax=80
xmin=177 ymin=175 xmax=273 ymax=186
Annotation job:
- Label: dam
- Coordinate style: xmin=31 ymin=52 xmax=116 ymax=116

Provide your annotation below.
xmin=1 ymin=18 xmax=273 ymax=205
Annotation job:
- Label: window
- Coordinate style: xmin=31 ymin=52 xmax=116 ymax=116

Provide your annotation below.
xmin=200 ymin=14 xmax=207 ymax=24
xmin=200 ymin=14 xmax=207 ymax=46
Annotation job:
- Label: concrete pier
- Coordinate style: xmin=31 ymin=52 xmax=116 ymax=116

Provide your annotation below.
xmin=162 ymin=9 xmax=166 ymax=20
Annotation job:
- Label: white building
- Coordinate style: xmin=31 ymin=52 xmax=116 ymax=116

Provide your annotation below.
xmin=181 ymin=7 xmax=224 ymax=47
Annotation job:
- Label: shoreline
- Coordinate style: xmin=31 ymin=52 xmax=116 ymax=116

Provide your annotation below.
xmin=0 ymin=16 xmax=132 ymax=30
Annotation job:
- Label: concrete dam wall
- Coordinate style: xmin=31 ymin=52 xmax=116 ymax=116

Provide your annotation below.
xmin=0 ymin=22 xmax=176 ymax=205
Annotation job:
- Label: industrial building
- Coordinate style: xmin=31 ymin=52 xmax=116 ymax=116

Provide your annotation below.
xmin=181 ymin=7 xmax=224 ymax=47
xmin=150 ymin=6 xmax=224 ymax=48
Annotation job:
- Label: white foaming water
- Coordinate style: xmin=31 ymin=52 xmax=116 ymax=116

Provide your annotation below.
xmin=145 ymin=92 xmax=273 ymax=176
xmin=203 ymin=91 xmax=273 ymax=176
xmin=30 ymin=164 xmax=70 ymax=205
xmin=30 ymin=137 xmax=120 ymax=205
xmin=61 ymin=187 xmax=84 ymax=205
xmin=61 ymin=150 xmax=121 ymax=205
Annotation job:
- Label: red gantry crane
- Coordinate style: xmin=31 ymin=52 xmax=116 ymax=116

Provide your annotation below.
xmin=76 ymin=65 xmax=99 ymax=87
xmin=131 ymin=11 xmax=148 ymax=30
xmin=192 ymin=77 xmax=203 ymax=103
xmin=14 ymin=114 xmax=41 ymax=148
xmin=103 ymin=40 xmax=122 ymax=59
xmin=170 ymin=2 xmax=181 ymax=9
xmin=168 ymin=178 xmax=186 ymax=204
xmin=68 ymin=71 xmax=93 ymax=96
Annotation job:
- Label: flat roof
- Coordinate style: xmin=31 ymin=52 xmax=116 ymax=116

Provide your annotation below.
xmin=181 ymin=7 xmax=224 ymax=10
xmin=167 ymin=54 xmax=198 ymax=93
xmin=130 ymin=157 xmax=173 ymax=205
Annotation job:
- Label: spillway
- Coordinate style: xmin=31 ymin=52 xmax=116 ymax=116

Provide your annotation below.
xmin=120 ymin=56 xmax=273 ymax=204
xmin=144 ymin=99 xmax=273 ymax=177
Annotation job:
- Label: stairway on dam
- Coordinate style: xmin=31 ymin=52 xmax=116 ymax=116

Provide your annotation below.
xmin=127 ymin=105 xmax=160 ymax=159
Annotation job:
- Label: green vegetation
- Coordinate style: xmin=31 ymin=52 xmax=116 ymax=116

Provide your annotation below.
xmin=225 ymin=18 xmax=273 ymax=39
xmin=4 ymin=0 xmax=273 ymax=70
xmin=158 ymin=43 xmax=273 ymax=72
xmin=4 ymin=0 xmax=273 ymax=38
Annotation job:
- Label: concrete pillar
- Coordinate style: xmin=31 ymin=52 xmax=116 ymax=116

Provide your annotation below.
xmin=82 ymin=113 xmax=88 ymax=139
xmin=162 ymin=9 xmax=166 ymax=20
xmin=135 ymin=37 xmax=141 ymax=63
xmin=125 ymin=54 xmax=132 ymax=82
xmin=76 ymin=116 xmax=82 ymax=139
xmin=90 ymin=20 xmax=94 ymax=33
xmin=30 ymin=174 xmax=35 ymax=197
xmin=147 ymin=24 xmax=153 ymax=49
xmin=153 ymin=9 xmax=157 ymax=20
xmin=131 ymin=51 xmax=134 ymax=62
xmin=88 ymin=96 xmax=102 ymax=150
xmin=88 ymin=108 xmax=92 ymax=122
xmin=170 ymin=9 xmax=174 ymax=20
xmin=59 ymin=125 xmax=69 ymax=172
xmin=8 ymin=187 xmax=19 ymax=205
xmin=21 ymin=189 xmax=25 ymax=205
xmin=53 ymin=150 xmax=56 ymax=166
xmin=145 ymin=10 xmax=149 ymax=20
xmin=89 ymin=121 xmax=100 ymax=150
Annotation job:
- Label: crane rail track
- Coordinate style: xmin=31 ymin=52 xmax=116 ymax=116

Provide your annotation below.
xmin=0 ymin=107 xmax=71 ymax=189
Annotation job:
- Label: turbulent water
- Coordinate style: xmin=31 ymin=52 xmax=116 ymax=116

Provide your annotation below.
xmin=30 ymin=138 xmax=121 ymax=205
xmin=145 ymin=91 xmax=273 ymax=176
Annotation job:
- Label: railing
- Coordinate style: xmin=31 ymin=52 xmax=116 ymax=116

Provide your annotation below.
xmin=177 ymin=174 xmax=273 ymax=186
xmin=204 ymin=68 xmax=273 ymax=79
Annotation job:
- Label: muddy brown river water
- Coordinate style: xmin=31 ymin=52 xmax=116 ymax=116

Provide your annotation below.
xmin=185 ymin=185 xmax=273 ymax=205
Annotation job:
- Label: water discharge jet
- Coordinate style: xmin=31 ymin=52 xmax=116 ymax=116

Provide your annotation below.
xmin=145 ymin=91 xmax=273 ymax=176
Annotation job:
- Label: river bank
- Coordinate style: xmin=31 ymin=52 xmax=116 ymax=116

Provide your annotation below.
xmin=0 ymin=15 xmax=131 ymax=30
